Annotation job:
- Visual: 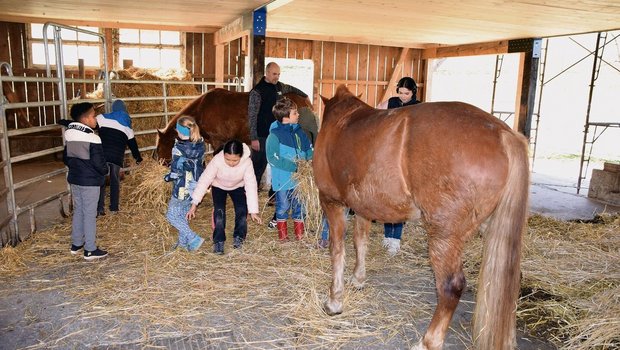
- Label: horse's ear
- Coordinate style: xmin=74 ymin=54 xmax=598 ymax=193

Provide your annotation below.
xmin=320 ymin=95 xmax=329 ymax=104
xmin=357 ymin=93 xmax=363 ymax=99
xmin=157 ymin=128 xmax=164 ymax=136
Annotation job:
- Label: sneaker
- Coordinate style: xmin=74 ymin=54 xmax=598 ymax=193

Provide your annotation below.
xmin=233 ymin=236 xmax=244 ymax=249
xmin=70 ymin=244 xmax=84 ymax=255
xmin=187 ymin=236 xmax=205 ymax=252
xmin=267 ymin=219 xmax=277 ymax=230
xmin=386 ymin=238 xmax=401 ymax=256
xmin=213 ymin=241 xmax=225 ymax=255
xmin=381 ymin=237 xmax=390 ymax=248
xmin=84 ymin=247 xmax=108 ymax=260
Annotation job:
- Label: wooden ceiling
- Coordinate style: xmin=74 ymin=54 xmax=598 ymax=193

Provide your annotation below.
xmin=1 ymin=0 xmax=619 ymax=48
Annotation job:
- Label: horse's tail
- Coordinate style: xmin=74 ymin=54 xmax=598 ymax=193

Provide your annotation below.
xmin=473 ymin=130 xmax=529 ymax=349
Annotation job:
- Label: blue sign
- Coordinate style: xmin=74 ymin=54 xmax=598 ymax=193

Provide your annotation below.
xmin=253 ymin=7 xmax=266 ymax=36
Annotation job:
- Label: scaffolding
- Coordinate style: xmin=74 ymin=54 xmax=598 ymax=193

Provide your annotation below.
xmin=491 ymin=32 xmax=619 ymax=192
xmin=576 ymin=32 xmax=620 ymax=193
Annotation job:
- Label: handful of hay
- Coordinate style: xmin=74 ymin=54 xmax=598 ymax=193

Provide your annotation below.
xmin=121 ymin=158 xmax=171 ymax=231
xmin=292 ymin=160 xmax=324 ymax=236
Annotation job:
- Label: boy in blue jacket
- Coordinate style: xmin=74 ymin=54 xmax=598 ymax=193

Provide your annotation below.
xmin=266 ymin=97 xmax=313 ymax=241
xmin=63 ymin=102 xmax=109 ymax=260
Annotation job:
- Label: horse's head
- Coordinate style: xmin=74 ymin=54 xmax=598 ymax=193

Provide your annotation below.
xmin=155 ymin=126 xmax=175 ymax=164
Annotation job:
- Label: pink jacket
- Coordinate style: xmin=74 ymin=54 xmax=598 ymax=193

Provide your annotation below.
xmin=190 ymin=143 xmax=259 ymax=214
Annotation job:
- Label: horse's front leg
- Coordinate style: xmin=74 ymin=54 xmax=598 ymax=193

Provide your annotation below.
xmin=351 ymin=215 xmax=371 ymax=289
xmin=323 ymin=202 xmax=347 ymax=316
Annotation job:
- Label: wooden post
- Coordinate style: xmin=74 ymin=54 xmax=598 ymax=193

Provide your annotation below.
xmin=215 ymin=44 xmax=224 ymax=88
xmin=378 ymin=48 xmax=409 ymax=104
xmin=78 ymin=58 xmax=86 ymax=98
xmin=510 ymin=39 xmax=541 ymax=138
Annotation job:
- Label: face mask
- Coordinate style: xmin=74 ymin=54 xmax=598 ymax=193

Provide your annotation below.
xmin=176 ymin=122 xmax=190 ymax=137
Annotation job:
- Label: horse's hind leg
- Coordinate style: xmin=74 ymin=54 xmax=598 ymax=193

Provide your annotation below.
xmin=419 ymin=224 xmax=476 ymax=350
xmin=323 ymin=200 xmax=347 ymax=316
xmin=351 ymin=215 xmax=371 ymax=289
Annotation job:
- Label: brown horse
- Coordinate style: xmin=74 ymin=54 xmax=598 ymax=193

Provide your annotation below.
xmin=156 ymin=88 xmax=316 ymax=161
xmin=313 ymin=85 xmax=529 ymax=350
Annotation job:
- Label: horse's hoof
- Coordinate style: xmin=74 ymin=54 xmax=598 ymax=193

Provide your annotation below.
xmin=323 ymin=300 xmax=343 ymax=316
xmin=350 ymin=276 xmax=365 ymax=290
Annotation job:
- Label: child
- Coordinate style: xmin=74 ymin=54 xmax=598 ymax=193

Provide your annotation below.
xmin=266 ymin=98 xmax=313 ymax=240
xmin=63 ymin=102 xmax=109 ymax=260
xmin=96 ymin=99 xmax=143 ymax=216
xmin=186 ymin=140 xmax=262 ymax=255
xmin=164 ymin=116 xmax=206 ymax=251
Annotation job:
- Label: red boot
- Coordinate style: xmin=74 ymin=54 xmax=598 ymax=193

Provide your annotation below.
xmin=277 ymin=220 xmax=289 ymax=241
xmin=294 ymin=220 xmax=305 ymax=240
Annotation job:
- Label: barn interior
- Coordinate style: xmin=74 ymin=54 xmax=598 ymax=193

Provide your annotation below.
xmin=0 ymin=1 xmax=619 ymax=349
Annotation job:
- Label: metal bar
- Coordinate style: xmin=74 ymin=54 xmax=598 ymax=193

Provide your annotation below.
xmin=577 ymin=32 xmax=603 ymax=194
xmin=10 ymin=146 xmax=65 ymax=164
xmin=13 ymin=168 xmax=67 ymax=190
xmin=7 ymin=124 xmax=61 ymax=137
xmin=3 ymin=100 xmax=62 ymax=109
xmin=15 ymin=191 xmax=69 ymax=216
xmin=0 ymin=78 xmax=19 ymax=244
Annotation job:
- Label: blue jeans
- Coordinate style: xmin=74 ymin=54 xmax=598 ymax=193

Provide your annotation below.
xmin=166 ymin=196 xmax=200 ymax=247
xmin=275 ymin=189 xmax=302 ymax=221
xmin=384 ymin=222 xmax=404 ymax=240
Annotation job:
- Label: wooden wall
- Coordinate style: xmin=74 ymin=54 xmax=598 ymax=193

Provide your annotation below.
xmin=265 ymin=38 xmax=424 ymax=115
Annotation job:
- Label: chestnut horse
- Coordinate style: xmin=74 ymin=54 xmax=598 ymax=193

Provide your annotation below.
xmin=156 ymin=88 xmax=316 ymax=161
xmin=314 ymin=85 xmax=529 ymax=350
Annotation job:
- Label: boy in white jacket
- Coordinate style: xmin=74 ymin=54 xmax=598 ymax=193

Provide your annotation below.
xmin=186 ymin=140 xmax=262 ymax=254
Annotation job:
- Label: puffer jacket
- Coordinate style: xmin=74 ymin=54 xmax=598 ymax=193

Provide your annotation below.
xmin=164 ymin=138 xmax=206 ymax=200
xmin=266 ymin=121 xmax=313 ymax=192
xmin=190 ymin=143 xmax=259 ymax=213
xmin=63 ymin=122 xmax=108 ymax=186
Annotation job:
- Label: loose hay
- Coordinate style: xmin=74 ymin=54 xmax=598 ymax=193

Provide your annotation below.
xmin=293 ymin=160 xmax=323 ymax=236
xmin=1 ymin=162 xmax=618 ymax=349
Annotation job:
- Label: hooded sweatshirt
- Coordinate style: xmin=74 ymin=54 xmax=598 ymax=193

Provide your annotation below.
xmin=96 ymin=100 xmax=142 ymax=166
xmin=190 ymin=143 xmax=259 ymax=214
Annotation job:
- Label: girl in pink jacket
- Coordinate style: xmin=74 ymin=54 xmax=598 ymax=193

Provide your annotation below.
xmin=186 ymin=140 xmax=262 ymax=254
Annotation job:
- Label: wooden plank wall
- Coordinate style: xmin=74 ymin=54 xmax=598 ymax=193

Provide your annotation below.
xmin=265 ymin=37 xmax=424 ymax=118
xmin=186 ymin=32 xmax=244 ymax=89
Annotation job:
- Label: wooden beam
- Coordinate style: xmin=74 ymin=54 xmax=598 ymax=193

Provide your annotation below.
xmin=215 ymin=44 xmax=224 ymax=88
xmin=213 ymin=12 xmax=252 ymax=45
xmin=513 ymin=48 xmax=539 ymax=137
xmin=378 ymin=48 xmax=409 ymax=104
xmin=422 ymin=40 xmax=509 ymax=59
xmin=0 ymin=14 xmax=219 ymax=33
xmin=266 ymin=30 xmax=427 ymax=49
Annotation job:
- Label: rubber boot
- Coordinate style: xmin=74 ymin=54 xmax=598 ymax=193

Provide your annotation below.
xmin=294 ymin=220 xmax=304 ymax=240
xmin=277 ymin=220 xmax=288 ymax=241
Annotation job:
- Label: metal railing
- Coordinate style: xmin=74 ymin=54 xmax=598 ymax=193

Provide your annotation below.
xmin=1 ymin=66 xmax=242 ymax=246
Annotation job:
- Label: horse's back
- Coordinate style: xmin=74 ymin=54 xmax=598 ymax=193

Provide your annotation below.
xmin=314 ymin=101 xmax=517 ymax=222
